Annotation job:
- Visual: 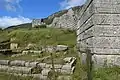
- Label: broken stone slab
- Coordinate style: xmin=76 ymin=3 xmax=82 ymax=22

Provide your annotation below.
xmin=41 ymin=69 xmax=51 ymax=76
xmin=57 ymin=76 xmax=71 ymax=80
xmin=70 ymin=58 xmax=76 ymax=67
xmin=54 ymin=64 xmax=63 ymax=69
xmin=45 ymin=64 xmax=52 ymax=69
xmin=7 ymin=66 xmax=33 ymax=74
xmin=92 ymin=54 xmax=120 ymax=68
xmin=55 ymin=69 xmax=61 ymax=73
xmin=60 ymin=69 xmax=72 ymax=75
xmin=71 ymin=66 xmax=75 ymax=74
xmin=32 ymin=74 xmax=48 ymax=80
xmin=33 ymin=51 xmax=42 ymax=54
xmin=0 ymin=60 xmax=10 ymax=65
xmin=0 ymin=65 xmax=9 ymax=71
xmin=56 ymin=45 xmax=68 ymax=52
xmin=62 ymin=63 xmax=72 ymax=70
xmin=10 ymin=60 xmax=26 ymax=66
xmin=42 ymin=46 xmax=55 ymax=53
xmin=37 ymin=63 xmax=46 ymax=69
xmin=25 ymin=61 xmax=39 ymax=67
xmin=63 ymin=57 xmax=73 ymax=63
xmin=22 ymin=51 xmax=29 ymax=54
xmin=11 ymin=54 xmax=24 ymax=57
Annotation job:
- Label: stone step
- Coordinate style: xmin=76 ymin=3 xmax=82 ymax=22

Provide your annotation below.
xmin=0 ymin=65 xmax=41 ymax=74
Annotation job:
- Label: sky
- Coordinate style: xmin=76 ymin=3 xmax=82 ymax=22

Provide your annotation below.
xmin=0 ymin=0 xmax=86 ymax=28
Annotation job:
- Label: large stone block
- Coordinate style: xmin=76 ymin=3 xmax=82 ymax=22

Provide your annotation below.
xmin=92 ymin=54 xmax=120 ymax=68
xmin=77 ymin=17 xmax=93 ymax=35
xmin=79 ymin=27 xmax=93 ymax=40
xmin=93 ymin=25 xmax=120 ymax=37
xmin=93 ymin=14 xmax=120 ymax=25
xmin=0 ymin=60 xmax=10 ymax=65
xmin=37 ymin=63 xmax=46 ymax=69
xmin=81 ymin=53 xmax=87 ymax=65
xmin=93 ymin=0 xmax=120 ymax=4
xmin=94 ymin=4 xmax=120 ymax=13
xmin=91 ymin=48 xmax=120 ymax=54
xmin=92 ymin=37 xmax=120 ymax=49
xmin=78 ymin=3 xmax=94 ymax=27
xmin=10 ymin=60 xmax=26 ymax=66
xmin=7 ymin=66 xmax=33 ymax=74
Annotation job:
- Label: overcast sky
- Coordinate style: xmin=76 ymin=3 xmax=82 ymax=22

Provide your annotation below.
xmin=0 ymin=0 xmax=86 ymax=28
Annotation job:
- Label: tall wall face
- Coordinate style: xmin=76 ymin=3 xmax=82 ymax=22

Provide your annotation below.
xmin=77 ymin=0 xmax=120 ymax=67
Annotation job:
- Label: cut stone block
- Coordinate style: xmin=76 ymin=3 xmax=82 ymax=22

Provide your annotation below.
xmin=81 ymin=53 xmax=87 ymax=65
xmin=92 ymin=54 xmax=120 ymax=68
xmin=56 ymin=45 xmax=68 ymax=51
xmin=63 ymin=57 xmax=73 ymax=63
xmin=7 ymin=66 xmax=33 ymax=74
xmin=22 ymin=51 xmax=29 ymax=54
xmin=25 ymin=62 xmax=39 ymax=67
xmin=10 ymin=60 xmax=26 ymax=66
xmin=0 ymin=65 xmax=9 ymax=71
xmin=60 ymin=69 xmax=72 ymax=75
xmin=54 ymin=64 xmax=63 ymax=69
xmin=0 ymin=60 xmax=10 ymax=65
xmin=33 ymin=51 xmax=42 ymax=54
xmin=62 ymin=64 xmax=72 ymax=70
xmin=70 ymin=57 xmax=76 ymax=66
xmin=41 ymin=69 xmax=51 ymax=76
xmin=37 ymin=63 xmax=46 ymax=69
xmin=57 ymin=76 xmax=71 ymax=80
xmin=45 ymin=64 xmax=52 ymax=69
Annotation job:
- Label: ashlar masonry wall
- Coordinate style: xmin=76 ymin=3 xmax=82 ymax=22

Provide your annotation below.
xmin=77 ymin=0 xmax=120 ymax=67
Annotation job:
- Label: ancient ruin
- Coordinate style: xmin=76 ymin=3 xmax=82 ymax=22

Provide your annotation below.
xmin=77 ymin=0 xmax=120 ymax=68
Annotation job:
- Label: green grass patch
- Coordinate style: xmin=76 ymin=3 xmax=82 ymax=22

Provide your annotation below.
xmin=0 ymin=72 xmax=35 ymax=80
xmin=8 ymin=28 xmax=76 ymax=47
xmin=93 ymin=66 xmax=120 ymax=80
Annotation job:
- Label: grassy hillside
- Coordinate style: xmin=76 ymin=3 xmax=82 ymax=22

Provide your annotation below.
xmin=4 ymin=23 xmax=32 ymax=31
xmin=8 ymin=28 xmax=76 ymax=47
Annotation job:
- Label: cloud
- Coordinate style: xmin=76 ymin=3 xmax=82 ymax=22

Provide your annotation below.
xmin=60 ymin=0 xmax=86 ymax=9
xmin=0 ymin=16 xmax=32 ymax=28
xmin=0 ymin=0 xmax=22 ymax=12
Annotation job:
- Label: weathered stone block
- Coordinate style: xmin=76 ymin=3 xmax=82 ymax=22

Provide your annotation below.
xmin=7 ymin=66 xmax=33 ymax=74
xmin=41 ymin=69 xmax=51 ymax=76
xmin=91 ymin=48 xmax=120 ymax=54
xmin=93 ymin=25 xmax=120 ymax=37
xmin=0 ymin=60 xmax=10 ymax=65
xmin=63 ymin=57 xmax=73 ymax=63
xmin=92 ymin=54 xmax=120 ymax=68
xmin=92 ymin=37 xmax=120 ymax=49
xmin=93 ymin=14 xmax=120 ymax=25
xmin=0 ymin=65 xmax=9 ymax=71
xmin=37 ymin=63 xmax=46 ymax=69
xmin=10 ymin=60 xmax=26 ymax=66
xmin=78 ymin=3 xmax=94 ymax=27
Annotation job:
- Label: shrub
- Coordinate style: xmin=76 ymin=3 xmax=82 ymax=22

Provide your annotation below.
xmin=34 ymin=25 xmax=47 ymax=28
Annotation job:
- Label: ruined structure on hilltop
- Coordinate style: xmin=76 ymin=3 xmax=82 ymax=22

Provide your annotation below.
xmin=32 ymin=19 xmax=45 ymax=28
xmin=32 ymin=6 xmax=82 ymax=30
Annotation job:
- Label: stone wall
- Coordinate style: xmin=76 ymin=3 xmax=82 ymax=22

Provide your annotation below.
xmin=77 ymin=0 xmax=120 ymax=68
xmin=32 ymin=19 xmax=44 ymax=28
xmin=49 ymin=9 xmax=78 ymax=30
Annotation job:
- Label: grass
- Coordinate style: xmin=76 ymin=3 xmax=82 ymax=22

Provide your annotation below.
xmin=93 ymin=66 xmax=120 ymax=80
xmin=0 ymin=72 xmax=35 ymax=80
xmin=1 ymin=28 xmax=120 ymax=80
xmin=8 ymin=28 xmax=76 ymax=47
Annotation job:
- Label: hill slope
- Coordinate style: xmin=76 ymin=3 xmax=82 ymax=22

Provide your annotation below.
xmin=5 ymin=6 xmax=83 ymax=30
xmin=8 ymin=28 xmax=76 ymax=47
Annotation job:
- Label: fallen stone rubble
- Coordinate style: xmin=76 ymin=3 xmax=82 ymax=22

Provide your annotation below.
xmin=0 ymin=57 xmax=76 ymax=80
